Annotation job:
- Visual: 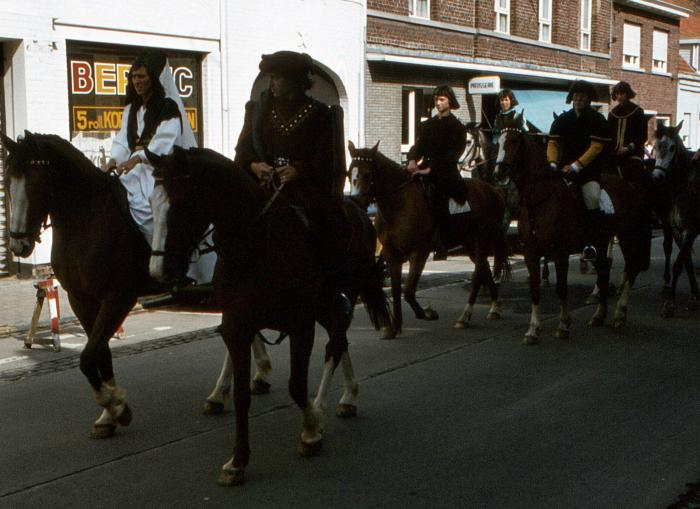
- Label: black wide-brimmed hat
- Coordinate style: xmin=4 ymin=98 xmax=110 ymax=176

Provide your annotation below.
xmin=611 ymin=81 xmax=636 ymax=100
xmin=566 ymin=80 xmax=598 ymax=103
xmin=259 ymin=51 xmax=313 ymax=76
xmin=433 ymin=84 xmax=460 ymax=110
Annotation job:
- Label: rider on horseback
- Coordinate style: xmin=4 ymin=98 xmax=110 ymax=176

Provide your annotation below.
xmin=235 ymin=50 xmax=352 ymax=314
xmin=547 ymin=80 xmax=611 ymax=262
xmin=608 ymin=81 xmax=647 ymax=179
xmin=406 ymin=85 xmax=468 ymax=261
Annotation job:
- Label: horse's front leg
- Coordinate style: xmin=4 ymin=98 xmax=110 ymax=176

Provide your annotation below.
xmin=288 ymin=325 xmax=323 ymax=458
xmin=613 ymin=273 xmax=632 ymax=330
xmin=589 ymin=240 xmax=611 ymax=327
xmin=662 ymin=232 xmax=694 ymax=318
xmin=312 ymin=338 xmax=358 ymax=420
xmin=553 ymin=254 xmax=571 ymax=339
xmin=523 ymin=251 xmax=542 ymax=345
xmin=405 ymin=253 xmax=436 ymax=320
xmin=74 ymin=295 xmax=136 ymax=439
xmin=218 ymin=319 xmax=255 ymax=487
xmin=662 ymin=222 xmax=673 ymax=290
xmin=381 ymin=259 xmax=403 ymax=339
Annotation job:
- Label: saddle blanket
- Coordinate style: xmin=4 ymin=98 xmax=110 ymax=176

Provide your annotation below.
xmin=600 ymin=190 xmax=614 ymax=215
xmin=448 ymin=198 xmax=472 ymax=215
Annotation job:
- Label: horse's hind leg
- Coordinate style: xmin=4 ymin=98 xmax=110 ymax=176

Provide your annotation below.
xmin=405 ymin=254 xmax=436 ymax=320
xmin=382 ymin=260 xmax=403 ymax=339
xmin=523 ymin=252 xmax=543 ymax=345
xmin=554 ymin=254 xmax=572 ymax=339
xmin=589 ymin=239 xmax=611 ymax=327
xmin=662 ymin=233 xmax=694 ymax=318
xmin=250 ymin=333 xmax=272 ymax=394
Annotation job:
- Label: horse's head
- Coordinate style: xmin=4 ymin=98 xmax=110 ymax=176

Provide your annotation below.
xmin=493 ymin=111 xmax=526 ymax=186
xmin=1 ymin=131 xmax=54 ymax=257
xmin=149 ymin=146 xmax=210 ymax=285
xmin=652 ymin=120 xmax=683 ymax=182
xmin=348 ymin=140 xmax=380 ymax=208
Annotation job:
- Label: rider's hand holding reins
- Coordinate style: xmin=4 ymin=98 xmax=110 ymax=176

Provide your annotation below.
xmin=406 ymin=159 xmax=431 ymax=176
xmin=251 ymin=161 xmax=274 ymax=183
xmin=275 ymin=164 xmax=299 ymax=184
xmin=116 ymin=155 xmax=141 ymax=175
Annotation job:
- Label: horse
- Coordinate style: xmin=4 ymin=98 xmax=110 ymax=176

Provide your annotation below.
xmin=347 ymin=141 xmax=509 ymax=339
xmin=147 ymin=146 xmax=390 ymax=486
xmin=493 ymin=113 xmax=651 ymax=344
xmin=651 ymin=120 xmax=700 ymax=317
xmin=1 ymin=131 xmax=166 ymax=438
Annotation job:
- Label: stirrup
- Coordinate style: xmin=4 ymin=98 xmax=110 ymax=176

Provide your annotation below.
xmin=582 ymin=245 xmax=597 ymax=262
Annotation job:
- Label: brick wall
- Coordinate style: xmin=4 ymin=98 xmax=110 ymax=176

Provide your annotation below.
xmin=610 ymin=5 xmax=680 ymax=127
xmin=368 ymin=0 xmax=408 ymax=16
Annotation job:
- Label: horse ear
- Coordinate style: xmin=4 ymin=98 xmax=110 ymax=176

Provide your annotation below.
xmin=674 ymin=120 xmax=684 ymax=137
xmin=371 ymin=140 xmax=380 ymax=155
xmin=552 ymin=112 xmax=559 ymax=120
xmin=0 ymin=132 xmax=18 ymax=153
xmin=348 ymin=140 xmax=356 ymax=155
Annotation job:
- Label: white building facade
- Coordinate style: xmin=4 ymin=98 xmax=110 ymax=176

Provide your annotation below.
xmin=0 ymin=0 xmax=366 ymax=276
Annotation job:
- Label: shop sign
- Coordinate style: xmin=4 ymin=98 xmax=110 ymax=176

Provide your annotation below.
xmin=468 ymin=76 xmax=501 ymax=95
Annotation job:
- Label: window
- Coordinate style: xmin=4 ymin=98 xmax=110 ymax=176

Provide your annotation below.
xmin=539 ymin=0 xmax=552 ymax=43
xmin=623 ymin=23 xmax=641 ymax=69
xmin=656 ymin=116 xmax=670 ymax=127
xmin=580 ymin=0 xmax=592 ymax=50
xmin=409 ymin=0 xmax=429 ymax=19
xmin=691 ymin=44 xmax=700 ymax=71
xmin=682 ymin=113 xmax=692 ymax=145
xmin=653 ymin=30 xmax=668 ymax=73
xmin=495 ymin=0 xmax=510 ymax=34
xmin=401 ymin=87 xmax=435 ymax=153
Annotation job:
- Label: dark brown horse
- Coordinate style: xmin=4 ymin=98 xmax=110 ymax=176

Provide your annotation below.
xmin=148 ymin=146 xmax=390 ymax=486
xmin=651 ymin=121 xmax=700 ymax=317
xmin=2 ymin=131 xmax=162 ymax=437
xmin=348 ymin=141 xmax=509 ymax=339
xmin=493 ymin=114 xmax=650 ymax=344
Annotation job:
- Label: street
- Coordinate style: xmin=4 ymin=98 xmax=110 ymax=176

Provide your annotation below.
xmin=1 ymin=236 xmax=700 ymax=508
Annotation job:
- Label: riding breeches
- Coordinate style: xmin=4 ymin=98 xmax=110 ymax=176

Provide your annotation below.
xmin=581 ymin=181 xmax=601 ymax=210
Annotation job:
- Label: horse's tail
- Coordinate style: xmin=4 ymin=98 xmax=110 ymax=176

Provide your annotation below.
xmin=492 ymin=228 xmax=512 ymax=282
xmin=360 ymin=255 xmax=392 ymax=331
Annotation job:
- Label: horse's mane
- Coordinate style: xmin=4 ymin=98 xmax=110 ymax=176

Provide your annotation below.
xmin=185 ymin=147 xmax=261 ymax=191
xmin=22 ymin=134 xmax=110 ymax=185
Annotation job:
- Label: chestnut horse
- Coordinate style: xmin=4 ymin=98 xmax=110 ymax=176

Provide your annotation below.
xmin=493 ymin=114 xmax=650 ymax=344
xmin=148 ymin=146 xmax=390 ymax=486
xmin=348 ymin=141 xmax=509 ymax=339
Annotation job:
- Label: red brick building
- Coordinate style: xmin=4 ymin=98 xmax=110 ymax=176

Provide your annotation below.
xmin=365 ymin=0 xmax=689 ymax=161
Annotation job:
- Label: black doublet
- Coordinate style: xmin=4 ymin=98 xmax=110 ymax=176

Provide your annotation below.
xmin=608 ymin=101 xmax=646 ymax=159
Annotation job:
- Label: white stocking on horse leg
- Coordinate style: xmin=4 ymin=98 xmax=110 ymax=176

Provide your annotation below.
xmin=298 ymin=403 xmax=323 ymax=457
xmin=523 ymin=304 xmax=541 ymax=345
xmin=337 ymin=352 xmax=358 ymax=418
xmin=204 ymin=352 xmax=234 ymax=415
xmin=487 ymin=299 xmax=502 ymax=320
xmin=614 ymin=281 xmax=630 ymax=329
xmin=555 ymin=302 xmax=571 ymax=339
xmin=250 ymin=333 xmax=272 ymax=394
xmin=92 ymin=380 xmax=131 ymax=438
xmin=454 ymin=303 xmax=474 ymax=329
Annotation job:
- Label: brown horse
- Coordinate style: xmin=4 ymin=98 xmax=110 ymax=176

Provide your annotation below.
xmin=348 ymin=141 xmax=509 ymax=339
xmin=493 ymin=114 xmax=650 ymax=344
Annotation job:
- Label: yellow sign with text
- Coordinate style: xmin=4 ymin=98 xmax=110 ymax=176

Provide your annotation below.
xmin=72 ymin=106 xmax=198 ymax=133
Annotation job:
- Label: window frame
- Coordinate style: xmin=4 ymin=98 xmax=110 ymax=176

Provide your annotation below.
xmin=409 ymin=0 xmax=430 ymax=19
xmin=539 ymin=0 xmax=552 ymax=43
xmin=494 ymin=0 xmax=510 ymax=35
xmin=580 ymin=0 xmax=592 ymax=51
xmin=652 ymin=29 xmax=668 ymax=73
xmin=622 ymin=22 xmax=642 ymax=70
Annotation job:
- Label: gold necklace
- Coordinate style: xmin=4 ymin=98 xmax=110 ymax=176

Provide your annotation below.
xmin=271 ymin=101 xmax=315 ymax=135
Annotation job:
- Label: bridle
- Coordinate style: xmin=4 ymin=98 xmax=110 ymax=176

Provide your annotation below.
xmin=9 ymin=158 xmax=52 ymax=243
xmin=350 ymin=154 xmax=415 ymax=201
xmin=494 ymin=127 xmax=523 ymax=186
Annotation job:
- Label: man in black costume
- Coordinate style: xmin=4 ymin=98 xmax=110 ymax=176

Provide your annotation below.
xmin=406 ymin=84 xmax=468 ymax=260
xmin=548 ymin=80 xmax=611 ymax=261
xmin=608 ymin=81 xmax=647 ymax=175
xmin=235 ymin=50 xmax=351 ymax=313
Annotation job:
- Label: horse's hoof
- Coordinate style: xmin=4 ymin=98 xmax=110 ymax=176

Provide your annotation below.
xmin=661 ymin=302 xmax=675 ymax=318
xmin=380 ymin=328 xmax=397 ymax=340
xmin=554 ymin=328 xmax=570 ymax=340
xmin=298 ymin=438 xmax=323 ymax=457
xmin=203 ymin=400 xmax=225 ymax=415
xmin=585 ymin=294 xmax=600 ymax=305
xmin=523 ymin=335 xmax=539 ymax=345
xmin=218 ymin=467 xmax=245 ymax=487
xmin=423 ymin=309 xmax=439 ymax=321
xmin=487 ymin=311 xmax=501 ymax=320
xmin=91 ymin=423 xmax=116 ymax=439
xmin=336 ymin=404 xmax=357 ymax=419
xmin=453 ymin=320 xmax=468 ymax=329
xmin=588 ymin=316 xmax=605 ymax=327
xmin=116 ymin=404 xmax=133 ymax=427
xmin=250 ymin=379 xmax=271 ymax=395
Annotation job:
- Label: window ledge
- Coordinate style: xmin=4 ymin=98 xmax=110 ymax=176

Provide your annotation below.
xmin=622 ymin=65 xmax=645 ymax=73
xmin=651 ymin=69 xmax=671 ymax=77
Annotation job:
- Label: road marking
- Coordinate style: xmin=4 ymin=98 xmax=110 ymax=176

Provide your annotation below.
xmin=154 ymin=326 xmax=173 ymax=331
xmin=0 ymin=355 xmax=30 ymax=365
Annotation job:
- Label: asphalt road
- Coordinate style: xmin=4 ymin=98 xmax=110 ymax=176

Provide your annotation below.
xmin=1 ymin=237 xmax=700 ymax=508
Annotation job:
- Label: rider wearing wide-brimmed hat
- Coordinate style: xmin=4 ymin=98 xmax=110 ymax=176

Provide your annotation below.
xmin=548 ymin=80 xmax=611 ymax=261
xmin=234 ymin=50 xmax=351 ymax=313
xmin=608 ymin=81 xmax=647 ymax=168
xmin=406 ymin=84 xmax=468 ymax=260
